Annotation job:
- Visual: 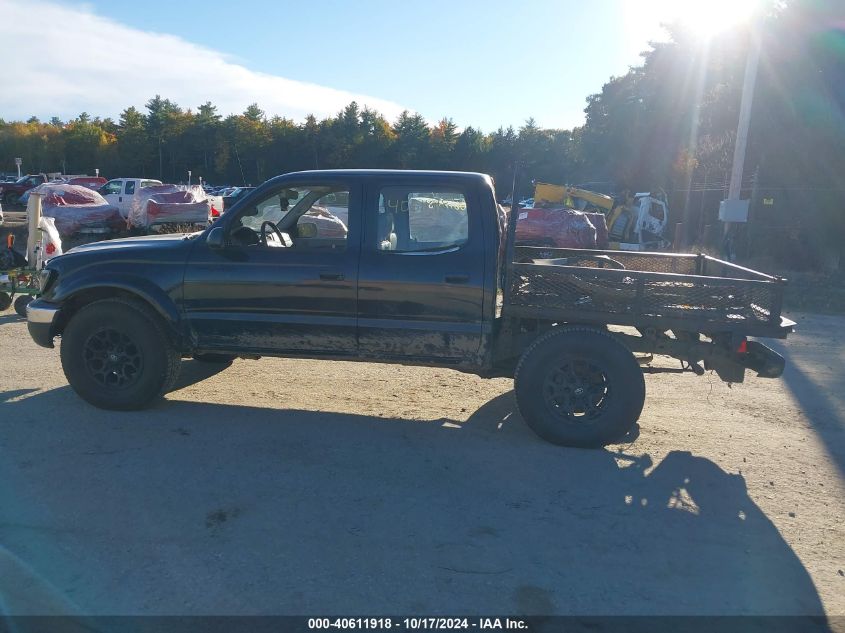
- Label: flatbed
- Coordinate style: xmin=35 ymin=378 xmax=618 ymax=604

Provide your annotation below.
xmin=507 ymin=247 xmax=793 ymax=339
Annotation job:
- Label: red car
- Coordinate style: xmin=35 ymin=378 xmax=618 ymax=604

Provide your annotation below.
xmin=66 ymin=176 xmax=107 ymax=190
xmin=514 ymin=207 xmax=610 ymax=249
xmin=0 ymin=174 xmax=48 ymax=206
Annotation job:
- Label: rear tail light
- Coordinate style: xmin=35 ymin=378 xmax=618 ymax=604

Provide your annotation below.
xmin=737 ymin=339 xmax=748 ymax=354
xmin=211 ymin=206 xmax=220 ymax=218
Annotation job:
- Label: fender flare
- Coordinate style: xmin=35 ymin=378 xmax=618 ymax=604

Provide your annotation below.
xmin=53 ymin=273 xmax=181 ymax=328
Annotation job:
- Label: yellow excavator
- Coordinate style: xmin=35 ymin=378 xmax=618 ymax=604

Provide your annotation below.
xmin=532 ymin=182 xmax=671 ymax=251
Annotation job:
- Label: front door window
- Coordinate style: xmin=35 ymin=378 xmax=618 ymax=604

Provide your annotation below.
xmin=101 ymin=180 xmax=122 ymax=196
xmin=230 ymin=185 xmax=349 ymax=251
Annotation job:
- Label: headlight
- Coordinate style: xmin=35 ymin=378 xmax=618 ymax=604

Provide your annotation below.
xmin=38 ymin=268 xmax=55 ymax=293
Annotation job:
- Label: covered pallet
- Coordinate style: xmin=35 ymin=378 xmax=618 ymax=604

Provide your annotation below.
xmin=304 ymin=206 xmax=348 ymax=238
xmin=515 ymin=207 xmax=599 ymax=249
xmin=128 ymin=185 xmax=210 ymax=229
xmin=30 ymin=183 xmax=123 ymax=236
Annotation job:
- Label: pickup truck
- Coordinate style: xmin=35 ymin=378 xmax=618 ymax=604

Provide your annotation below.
xmin=99 ymin=178 xmax=223 ymax=226
xmin=98 ymin=178 xmax=163 ymax=218
xmin=25 ymin=170 xmax=794 ymax=448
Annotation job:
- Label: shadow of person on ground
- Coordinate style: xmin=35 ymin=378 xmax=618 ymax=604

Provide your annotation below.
xmin=0 ymin=389 xmax=830 ymax=625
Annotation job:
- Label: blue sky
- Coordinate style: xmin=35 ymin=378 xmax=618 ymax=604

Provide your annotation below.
xmin=3 ymin=0 xmax=679 ymax=130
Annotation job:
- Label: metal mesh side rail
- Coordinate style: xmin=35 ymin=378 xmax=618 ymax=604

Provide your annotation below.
xmin=510 ymin=266 xmax=779 ymax=325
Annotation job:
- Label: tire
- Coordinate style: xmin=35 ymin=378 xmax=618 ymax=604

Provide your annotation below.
xmin=192 ymin=352 xmax=236 ymax=365
xmin=14 ymin=294 xmax=32 ymax=317
xmin=0 ymin=292 xmax=11 ymax=311
xmin=514 ymin=327 xmax=645 ymax=448
xmin=60 ymin=298 xmax=181 ymax=410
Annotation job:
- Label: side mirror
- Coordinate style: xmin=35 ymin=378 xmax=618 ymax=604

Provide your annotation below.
xmin=207 ymin=226 xmax=226 ymax=249
xmin=297 ymin=222 xmax=318 ymax=238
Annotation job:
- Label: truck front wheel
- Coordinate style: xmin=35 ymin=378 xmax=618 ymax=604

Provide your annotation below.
xmin=14 ymin=295 xmax=33 ymax=317
xmin=60 ymin=298 xmax=181 ymax=410
xmin=514 ymin=327 xmax=645 ymax=448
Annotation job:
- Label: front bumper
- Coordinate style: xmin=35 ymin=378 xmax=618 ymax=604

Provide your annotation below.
xmin=26 ymin=299 xmax=61 ymax=348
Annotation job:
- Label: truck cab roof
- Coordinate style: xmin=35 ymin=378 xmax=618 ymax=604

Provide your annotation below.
xmin=265 ymin=169 xmax=494 ymax=185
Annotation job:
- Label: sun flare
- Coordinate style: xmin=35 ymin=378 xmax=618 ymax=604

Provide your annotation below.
xmin=633 ymin=0 xmax=763 ymax=41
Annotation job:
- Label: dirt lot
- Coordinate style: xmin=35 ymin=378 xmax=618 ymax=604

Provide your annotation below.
xmin=0 ymin=307 xmax=843 ymax=618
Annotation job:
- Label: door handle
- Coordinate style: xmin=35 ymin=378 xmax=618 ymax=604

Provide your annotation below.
xmin=445 ymin=274 xmax=470 ymax=284
xmin=320 ymin=272 xmax=345 ymax=281
xmin=118 ymin=196 xmax=122 ymax=202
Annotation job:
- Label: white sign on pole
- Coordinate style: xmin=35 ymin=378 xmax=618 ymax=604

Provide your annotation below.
xmin=718 ymin=199 xmax=750 ymax=223
xmin=14 ymin=157 xmax=22 ymax=178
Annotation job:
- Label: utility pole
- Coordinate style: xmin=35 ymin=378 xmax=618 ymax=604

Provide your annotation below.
xmin=728 ymin=33 xmax=761 ymax=203
xmin=720 ymin=31 xmax=761 ymax=233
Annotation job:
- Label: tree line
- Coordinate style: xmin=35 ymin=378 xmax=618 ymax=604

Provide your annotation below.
xmin=1 ymin=1 xmax=841 ymax=267
xmin=0 ymin=100 xmax=576 ymax=198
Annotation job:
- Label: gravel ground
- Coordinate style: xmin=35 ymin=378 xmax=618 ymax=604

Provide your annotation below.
xmin=0 ymin=308 xmax=843 ymax=619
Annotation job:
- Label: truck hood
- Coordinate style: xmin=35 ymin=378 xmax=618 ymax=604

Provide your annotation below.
xmin=66 ymin=232 xmax=199 ymax=254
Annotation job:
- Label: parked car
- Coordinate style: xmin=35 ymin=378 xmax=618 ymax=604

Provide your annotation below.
xmin=27 ymin=170 xmax=793 ymax=448
xmin=0 ymin=174 xmax=48 ymax=206
xmin=514 ymin=207 xmax=606 ymax=249
xmin=30 ymin=183 xmax=123 ymax=235
xmin=221 ymin=186 xmax=255 ymax=210
xmin=66 ymin=176 xmax=107 ymax=190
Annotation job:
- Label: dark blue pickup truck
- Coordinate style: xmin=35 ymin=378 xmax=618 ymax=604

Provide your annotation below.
xmin=26 ymin=170 xmax=793 ymax=447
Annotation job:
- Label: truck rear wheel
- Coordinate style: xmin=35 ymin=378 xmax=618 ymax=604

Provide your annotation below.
xmin=60 ymin=298 xmax=181 ymax=410
xmin=514 ymin=327 xmax=645 ymax=448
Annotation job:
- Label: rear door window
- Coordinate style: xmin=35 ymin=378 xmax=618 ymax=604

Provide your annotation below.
xmin=374 ymin=187 xmax=469 ymax=253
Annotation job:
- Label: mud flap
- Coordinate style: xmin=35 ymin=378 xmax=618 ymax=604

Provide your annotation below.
xmin=741 ymin=340 xmax=786 ymax=378
xmin=704 ymin=340 xmax=785 ymax=382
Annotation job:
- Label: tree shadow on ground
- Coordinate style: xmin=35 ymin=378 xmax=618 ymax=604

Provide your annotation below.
xmin=0 ymin=313 xmax=24 ymax=325
xmin=766 ymin=334 xmax=845 ymax=482
xmin=0 ymin=387 xmax=830 ymax=628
